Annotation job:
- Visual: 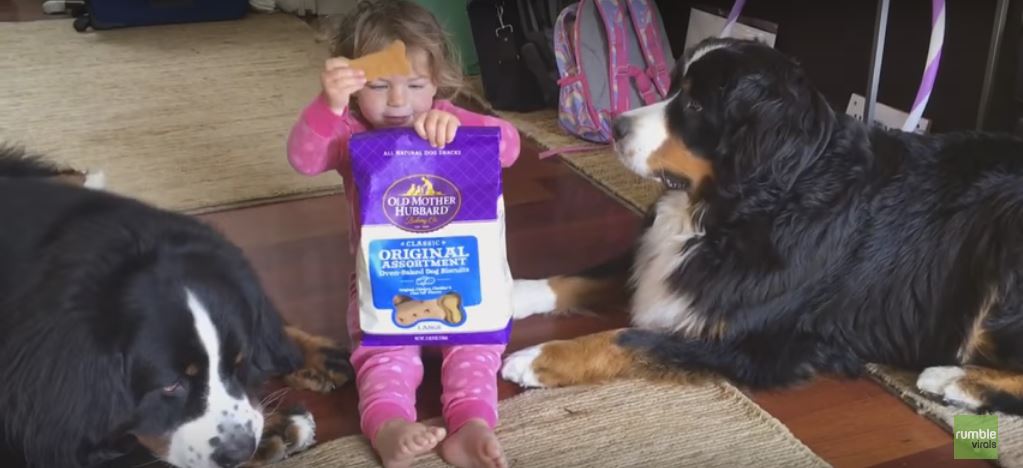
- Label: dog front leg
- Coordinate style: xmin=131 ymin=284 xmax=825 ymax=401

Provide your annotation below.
xmin=502 ymin=328 xmax=857 ymax=390
xmin=512 ymin=247 xmax=635 ymax=320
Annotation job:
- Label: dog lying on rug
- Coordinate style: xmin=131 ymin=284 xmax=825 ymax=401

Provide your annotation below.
xmin=0 ymin=147 xmax=352 ymax=468
xmin=502 ymin=37 xmax=1023 ymax=415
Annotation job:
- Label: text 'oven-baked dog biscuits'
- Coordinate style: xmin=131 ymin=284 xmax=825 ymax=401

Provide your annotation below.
xmin=349 ymin=40 xmax=414 ymax=82
xmin=350 ymin=127 xmax=513 ymax=346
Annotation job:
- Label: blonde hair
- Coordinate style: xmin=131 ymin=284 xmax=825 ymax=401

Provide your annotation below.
xmin=332 ymin=0 xmax=464 ymax=100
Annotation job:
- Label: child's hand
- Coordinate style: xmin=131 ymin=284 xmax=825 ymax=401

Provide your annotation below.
xmin=414 ymin=110 xmax=460 ymax=148
xmin=321 ymin=57 xmax=367 ymax=115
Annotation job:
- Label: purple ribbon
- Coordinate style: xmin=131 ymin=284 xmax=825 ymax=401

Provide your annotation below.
xmin=902 ymin=0 xmax=945 ymax=132
xmin=719 ymin=0 xmax=746 ymax=37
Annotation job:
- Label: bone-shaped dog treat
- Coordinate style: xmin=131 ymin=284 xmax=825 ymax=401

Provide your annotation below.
xmin=349 ymin=40 xmax=413 ymax=81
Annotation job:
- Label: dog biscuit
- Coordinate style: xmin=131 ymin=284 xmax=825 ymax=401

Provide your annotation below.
xmin=349 ymin=40 xmax=413 ymax=81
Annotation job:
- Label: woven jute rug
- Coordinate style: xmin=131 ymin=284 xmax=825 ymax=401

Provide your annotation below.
xmin=0 ymin=14 xmax=339 ymax=214
xmin=868 ymin=364 xmax=1023 ymax=466
xmin=280 ymin=379 xmax=828 ymax=467
xmin=463 ymin=79 xmax=662 ymax=215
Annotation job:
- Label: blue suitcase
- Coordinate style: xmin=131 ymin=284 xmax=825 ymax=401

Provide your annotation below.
xmin=69 ymin=0 xmax=249 ymax=32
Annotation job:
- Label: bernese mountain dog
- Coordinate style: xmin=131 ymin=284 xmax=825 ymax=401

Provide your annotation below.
xmin=502 ymin=37 xmax=1023 ymax=415
xmin=0 ymin=148 xmax=352 ymax=468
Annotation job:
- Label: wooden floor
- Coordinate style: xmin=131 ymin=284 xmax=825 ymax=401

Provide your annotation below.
xmin=0 ymin=0 xmax=48 ymax=22
xmin=0 ymin=3 xmax=990 ymax=466
xmin=199 ymin=142 xmax=988 ymax=468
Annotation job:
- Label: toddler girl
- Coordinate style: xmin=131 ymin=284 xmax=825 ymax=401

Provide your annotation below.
xmin=286 ymin=1 xmax=520 ymax=467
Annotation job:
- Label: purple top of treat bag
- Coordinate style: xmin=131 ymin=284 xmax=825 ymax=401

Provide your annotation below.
xmin=350 ymin=127 xmax=502 ymax=232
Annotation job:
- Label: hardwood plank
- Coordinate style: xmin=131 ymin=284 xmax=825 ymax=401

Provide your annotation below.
xmin=752 ymin=377 xmax=954 ymax=467
xmin=871 ymin=443 xmax=993 ymax=468
xmin=0 ymin=0 xmax=52 ymax=22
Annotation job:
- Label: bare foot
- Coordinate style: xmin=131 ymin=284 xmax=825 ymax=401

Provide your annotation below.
xmin=374 ymin=419 xmax=446 ymax=468
xmin=439 ymin=419 xmax=507 ymax=468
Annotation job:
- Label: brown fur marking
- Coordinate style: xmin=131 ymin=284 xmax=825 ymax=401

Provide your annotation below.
xmin=244 ymin=436 xmax=287 ymax=467
xmin=134 ymin=434 xmax=170 ymax=458
xmin=242 ymin=406 xmax=315 ymax=467
xmin=529 ymin=329 xmax=716 ymax=387
xmin=548 ymin=275 xmax=630 ymax=312
xmin=284 ymin=423 xmax=304 ymax=447
xmin=959 ymin=366 xmax=1023 ymax=401
xmin=647 ymin=135 xmax=713 ymax=191
xmin=961 ymin=286 xmax=1000 ymax=365
xmin=283 ymin=326 xmax=352 ymax=393
xmin=710 ymin=321 xmax=727 ymax=341
xmin=48 ymin=172 xmax=87 ymax=186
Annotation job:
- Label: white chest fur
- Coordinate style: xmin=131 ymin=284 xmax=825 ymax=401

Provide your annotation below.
xmin=630 ymin=191 xmax=707 ymax=336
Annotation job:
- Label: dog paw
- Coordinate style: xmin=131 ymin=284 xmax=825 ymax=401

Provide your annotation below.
xmin=512 ymin=279 xmax=557 ymax=319
xmin=243 ymin=406 xmax=317 ymax=466
xmin=284 ymin=328 xmax=353 ymax=393
xmin=916 ymin=366 xmax=980 ymax=410
xmin=917 ymin=366 xmax=965 ymax=394
xmin=501 ymin=345 xmax=546 ymax=388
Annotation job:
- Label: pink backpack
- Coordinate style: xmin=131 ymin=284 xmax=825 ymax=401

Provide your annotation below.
xmin=551 ymin=0 xmax=675 ymax=145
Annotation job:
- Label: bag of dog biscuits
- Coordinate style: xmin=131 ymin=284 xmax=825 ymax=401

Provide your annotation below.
xmin=350 ymin=126 xmax=513 ymax=346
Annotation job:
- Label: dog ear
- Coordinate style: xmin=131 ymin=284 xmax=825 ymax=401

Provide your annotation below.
xmin=716 ymin=70 xmax=835 ymax=196
xmin=248 ymin=295 xmax=303 ymax=380
xmin=209 ymin=246 xmax=303 ymax=380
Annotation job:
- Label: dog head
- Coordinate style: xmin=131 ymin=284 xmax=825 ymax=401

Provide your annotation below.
xmin=393 ymin=292 xmax=463 ymax=326
xmin=0 ymin=213 xmax=302 ymax=468
xmin=612 ymin=38 xmax=836 ymax=197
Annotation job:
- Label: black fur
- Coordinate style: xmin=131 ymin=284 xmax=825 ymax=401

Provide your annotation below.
xmin=613 ymin=39 xmax=1023 ymax=412
xmin=0 ymin=149 xmax=303 ymax=467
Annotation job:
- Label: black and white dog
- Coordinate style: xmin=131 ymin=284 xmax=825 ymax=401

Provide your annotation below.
xmin=502 ymin=37 xmax=1023 ymax=415
xmin=0 ymin=148 xmax=351 ymax=467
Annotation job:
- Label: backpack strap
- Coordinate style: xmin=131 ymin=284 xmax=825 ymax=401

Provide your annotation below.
xmin=621 ymin=64 xmax=658 ymax=106
xmin=624 ymin=0 xmax=671 ymax=97
xmin=538 ymin=143 xmax=606 ymax=159
xmin=593 ymin=0 xmax=633 ymax=116
xmin=557 ymin=3 xmax=605 ymax=126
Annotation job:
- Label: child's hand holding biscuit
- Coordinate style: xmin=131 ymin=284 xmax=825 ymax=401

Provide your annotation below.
xmin=321 ymin=57 xmax=366 ymax=115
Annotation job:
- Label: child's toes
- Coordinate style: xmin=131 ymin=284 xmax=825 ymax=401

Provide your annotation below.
xmin=428 ymin=427 xmax=446 ymax=442
xmin=408 ymin=435 xmax=430 ymax=451
xmin=482 ymin=437 xmax=506 ymax=468
xmin=406 ymin=427 xmax=443 ymax=451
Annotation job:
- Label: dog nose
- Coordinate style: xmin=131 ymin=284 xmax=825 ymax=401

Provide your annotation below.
xmin=612 ymin=117 xmax=631 ymax=141
xmin=210 ymin=429 xmax=257 ymax=468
